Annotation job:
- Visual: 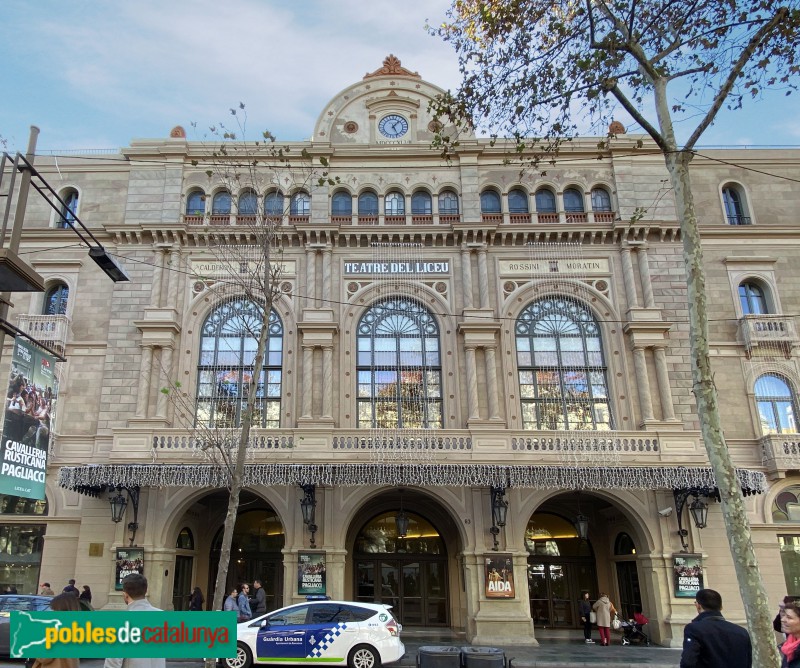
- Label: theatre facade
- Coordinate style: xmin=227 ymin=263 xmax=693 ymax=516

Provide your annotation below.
xmin=3 ymin=56 xmax=800 ymax=647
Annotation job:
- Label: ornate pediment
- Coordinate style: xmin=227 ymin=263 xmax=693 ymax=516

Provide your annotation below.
xmin=364 ymin=55 xmax=421 ymax=80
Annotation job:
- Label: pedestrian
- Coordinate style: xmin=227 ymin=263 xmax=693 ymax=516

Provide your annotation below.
xmin=250 ymin=579 xmax=267 ymax=617
xmin=62 ymin=579 xmax=79 ymax=597
xmin=189 ymin=586 xmax=204 ymax=611
xmin=776 ymin=596 xmax=799 ymax=636
xmin=592 ymin=592 xmax=616 ymax=646
xmin=579 ymin=591 xmax=595 ymax=644
xmin=104 ymin=573 xmax=165 ymax=668
xmin=39 ymin=582 xmax=54 ymax=596
xmin=237 ymin=583 xmax=252 ymax=622
xmin=224 ymin=586 xmax=239 ymax=613
xmin=30 ymin=593 xmax=80 ymax=668
xmin=679 ymin=588 xmax=752 ymax=668
xmin=781 ymin=600 xmax=800 ymax=667
xmin=79 ymin=585 xmax=92 ymax=604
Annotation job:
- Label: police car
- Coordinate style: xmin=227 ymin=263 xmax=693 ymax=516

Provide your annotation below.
xmin=223 ymin=599 xmax=404 ymax=668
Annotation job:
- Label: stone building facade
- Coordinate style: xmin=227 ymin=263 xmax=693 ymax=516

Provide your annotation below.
xmin=3 ymin=57 xmax=800 ymax=647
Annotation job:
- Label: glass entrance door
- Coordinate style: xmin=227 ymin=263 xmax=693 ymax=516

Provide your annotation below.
xmin=528 ymin=560 xmax=596 ymax=628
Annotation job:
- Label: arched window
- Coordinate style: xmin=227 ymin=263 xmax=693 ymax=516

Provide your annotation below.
xmin=265 ymin=191 xmax=284 ymax=217
xmin=58 ymin=189 xmax=79 ymax=229
xmin=356 ymin=298 xmax=442 ymax=428
xmin=508 ymin=188 xmax=529 ymax=213
xmin=290 ymin=192 xmax=310 ymax=216
xmin=591 ymin=188 xmax=612 ymax=212
xmin=773 ymin=485 xmax=800 ymax=522
xmin=563 ymin=188 xmax=584 ymax=212
xmin=358 ymin=191 xmax=379 ymax=216
xmin=43 ymin=283 xmax=69 ymax=316
xmin=614 ymin=532 xmax=636 ymax=555
xmin=238 ymin=191 xmax=258 ymax=215
xmin=332 ymin=192 xmax=352 ymax=216
xmin=515 ymin=297 xmax=612 ymax=430
xmin=480 ymin=190 xmax=501 ymax=213
xmin=176 ymin=527 xmax=195 ymax=550
xmin=438 ymin=190 xmax=459 ymax=215
xmin=739 ymin=281 xmax=768 ymax=315
xmin=723 ymin=185 xmax=750 ymax=225
xmin=535 ymin=189 xmax=557 ymax=213
xmin=196 ymin=299 xmax=283 ymax=429
xmin=185 ymin=190 xmax=205 ymax=216
xmin=212 ymin=191 xmax=231 ymax=215
xmin=385 ymin=192 xmax=405 ymax=215
xmin=755 ymin=374 xmax=798 ymax=435
xmin=411 ymin=191 xmax=432 ymax=215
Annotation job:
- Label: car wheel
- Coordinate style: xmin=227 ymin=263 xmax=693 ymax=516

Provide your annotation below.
xmin=348 ymin=645 xmax=381 ymax=668
xmin=223 ymin=642 xmax=253 ymax=668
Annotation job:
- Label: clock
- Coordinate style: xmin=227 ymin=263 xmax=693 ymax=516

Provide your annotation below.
xmin=378 ymin=114 xmax=409 ymax=139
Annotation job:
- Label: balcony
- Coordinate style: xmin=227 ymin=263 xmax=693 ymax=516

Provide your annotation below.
xmin=358 ymin=215 xmax=378 ymax=226
xmin=510 ymin=213 xmax=532 ymax=224
xmin=536 ymin=212 xmax=559 ymax=224
xmin=17 ymin=314 xmax=71 ymax=353
xmin=727 ymin=215 xmax=752 ymax=226
xmin=331 ymin=215 xmax=352 ymax=225
xmin=738 ymin=314 xmax=798 ymax=356
xmin=412 ymin=215 xmax=433 ymax=225
xmin=481 ymin=213 xmax=502 ymax=224
xmin=760 ymin=433 xmax=800 ymax=479
xmin=384 ymin=215 xmax=406 ymax=225
xmin=184 ymin=214 xmax=205 ymax=226
xmin=565 ymin=212 xmax=588 ymax=223
xmin=288 ymin=215 xmax=310 ymax=225
xmin=438 ymin=214 xmax=461 ymax=225
xmin=208 ymin=214 xmax=231 ymax=226
xmin=593 ymin=212 xmax=616 ymax=223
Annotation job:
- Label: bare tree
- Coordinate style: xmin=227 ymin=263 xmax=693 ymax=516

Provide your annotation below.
xmin=430 ymin=2 xmax=800 ymax=664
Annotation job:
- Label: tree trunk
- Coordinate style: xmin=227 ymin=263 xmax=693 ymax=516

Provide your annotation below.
xmin=665 ymin=151 xmax=779 ymax=668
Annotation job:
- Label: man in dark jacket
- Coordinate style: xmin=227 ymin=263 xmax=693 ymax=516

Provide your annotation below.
xmin=250 ymin=579 xmax=267 ymax=616
xmin=680 ymin=589 xmax=752 ymax=668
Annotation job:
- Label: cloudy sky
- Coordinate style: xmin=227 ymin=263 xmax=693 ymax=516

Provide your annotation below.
xmin=1 ymin=0 xmax=797 ymax=152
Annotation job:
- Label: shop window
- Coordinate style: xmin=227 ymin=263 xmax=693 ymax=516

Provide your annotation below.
xmin=196 ymin=298 xmax=283 ymax=429
xmin=411 ymin=191 xmax=432 ymax=215
xmin=515 ymin=297 xmax=613 ymax=430
xmin=755 ymin=374 xmax=798 ymax=435
xmin=265 ymin=192 xmax=284 ymax=216
xmin=779 ymin=535 xmax=800 ymax=596
xmin=614 ymin=532 xmax=636 ymax=555
xmin=332 ymin=192 xmax=352 ymax=216
xmin=290 ymin=192 xmax=310 ymax=216
xmin=176 ymin=527 xmax=195 ymax=550
xmin=385 ymin=192 xmax=405 ymax=215
xmin=0 ymin=524 xmax=46 ymax=594
xmin=212 ymin=191 xmax=232 ymax=215
xmin=722 ymin=184 xmax=751 ymax=225
xmin=358 ymin=191 xmax=379 ymax=216
xmin=438 ymin=190 xmax=459 ymax=215
xmin=43 ymin=283 xmax=69 ymax=316
xmin=508 ymin=188 xmax=529 ymax=213
xmin=738 ymin=281 xmax=768 ymax=315
xmin=563 ymin=188 xmax=584 ymax=212
xmin=356 ymin=298 xmax=442 ymax=428
xmin=185 ymin=190 xmax=205 ymax=216
xmin=57 ymin=189 xmax=79 ymax=229
xmin=535 ymin=189 xmax=557 ymax=213
xmin=480 ymin=190 xmax=501 ymax=213
xmin=238 ymin=190 xmax=258 ymax=215
xmin=0 ymin=494 xmax=48 ymax=516
xmin=591 ymin=188 xmax=612 ymax=212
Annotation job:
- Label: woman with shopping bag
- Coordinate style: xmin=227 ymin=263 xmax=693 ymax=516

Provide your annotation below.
xmin=592 ymin=592 xmax=617 ymax=646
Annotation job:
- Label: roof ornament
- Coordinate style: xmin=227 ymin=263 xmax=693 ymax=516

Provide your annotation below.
xmin=170 ymin=125 xmax=187 ymax=138
xmin=364 ymin=54 xmax=421 ymax=80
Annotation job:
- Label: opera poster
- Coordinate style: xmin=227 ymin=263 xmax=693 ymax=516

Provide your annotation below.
xmin=484 ymin=554 xmax=515 ymax=598
xmin=673 ymin=554 xmax=704 ymax=598
xmin=0 ymin=338 xmax=57 ymax=500
xmin=115 ymin=547 xmax=145 ymax=590
xmin=298 ymin=551 xmax=326 ymax=595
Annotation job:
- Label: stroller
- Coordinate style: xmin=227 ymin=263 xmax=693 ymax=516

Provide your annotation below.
xmin=619 ymin=611 xmax=651 ymax=646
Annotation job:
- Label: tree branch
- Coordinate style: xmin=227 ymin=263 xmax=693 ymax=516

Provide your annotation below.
xmin=607 ymin=83 xmax=669 ymax=152
xmin=653 ymin=16 xmax=774 ymax=64
xmin=684 ymin=6 xmax=789 ymax=151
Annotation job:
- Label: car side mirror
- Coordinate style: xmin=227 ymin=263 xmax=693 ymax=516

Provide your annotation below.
xmin=261 ymin=619 xmax=270 ymax=628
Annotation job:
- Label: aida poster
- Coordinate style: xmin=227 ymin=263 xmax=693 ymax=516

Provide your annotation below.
xmin=673 ymin=554 xmax=704 ymax=597
xmin=298 ymin=552 xmax=326 ymax=595
xmin=0 ymin=339 xmax=57 ymax=500
xmin=484 ymin=555 xmax=515 ymax=598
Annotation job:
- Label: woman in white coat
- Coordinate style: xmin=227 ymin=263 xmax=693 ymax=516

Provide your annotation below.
xmin=592 ymin=592 xmax=617 ymax=646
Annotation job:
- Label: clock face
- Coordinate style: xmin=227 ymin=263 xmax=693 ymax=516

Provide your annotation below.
xmin=378 ymin=114 xmax=409 ymax=139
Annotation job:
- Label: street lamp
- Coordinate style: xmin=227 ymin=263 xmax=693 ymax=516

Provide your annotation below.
xmin=490 ymin=487 xmax=508 ymax=551
xmin=300 ymin=484 xmax=318 ymax=548
xmin=108 ymin=486 xmax=140 ymax=546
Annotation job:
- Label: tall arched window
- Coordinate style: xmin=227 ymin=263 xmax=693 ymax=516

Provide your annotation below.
xmin=723 ymin=185 xmax=750 ymax=225
xmin=290 ymin=192 xmax=310 ymax=216
xmin=411 ymin=191 xmax=432 ymax=215
xmin=358 ymin=191 xmax=379 ymax=216
xmin=480 ymin=190 xmax=501 ymax=213
xmin=212 ymin=191 xmax=232 ymax=215
xmin=508 ymin=188 xmax=529 ymax=213
xmin=196 ymin=299 xmax=283 ymax=428
xmin=515 ymin=298 xmax=612 ymax=430
xmin=563 ymin=188 xmax=584 ymax=212
xmin=331 ymin=191 xmax=352 ymax=216
xmin=58 ymin=189 xmax=79 ymax=229
xmin=238 ymin=190 xmax=258 ymax=215
xmin=385 ymin=192 xmax=405 ymax=215
xmin=755 ymin=374 xmax=798 ymax=435
xmin=186 ymin=190 xmax=205 ymax=216
xmin=43 ymin=283 xmax=69 ymax=316
xmin=739 ymin=281 xmax=768 ymax=315
xmin=265 ymin=191 xmax=284 ymax=216
xmin=356 ymin=298 xmax=442 ymax=429
xmin=438 ymin=191 xmax=459 ymax=215
xmin=535 ymin=189 xmax=557 ymax=213
xmin=591 ymin=188 xmax=612 ymax=212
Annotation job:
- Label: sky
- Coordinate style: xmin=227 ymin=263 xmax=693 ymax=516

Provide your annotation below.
xmin=1 ymin=0 xmax=798 ymax=153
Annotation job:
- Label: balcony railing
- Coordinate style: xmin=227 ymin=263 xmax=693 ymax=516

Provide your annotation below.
xmin=565 ymin=212 xmax=588 ymax=223
xmin=760 ymin=433 xmax=800 ymax=478
xmin=727 ymin=215 xmax=752 ymax=225
xmin=208 ymin=214 xmax=231 ymax=225
xmin=438 ymin=214 xmax=461 ymax=225
xmin=384 ymin=215 xmax=406 ymax=225
xmin=184 ymin=214 xmax=205 ymax=225
xmin=481 ymin=213 xmax=502 ymax=224
xmin=593 ymin=212 xmax=616 ymax=223
xmin=738 ymin=314 xmax=798 ymax=355
xmin=412 ymin=215 xmax=433 ymax=225
xmin=358 ymin=215 xmax=378 ymax=225
xmin=17 ymin=314 xmax=71 ymax=352
xmin=288 ymin=215 xmax=310 ymax=225
xmin=510 ymin=213 xmax=532 ymax=224
xmin=536 ymin=212 xmax=559 ymax=224
xmin=331 ymin=215 xmax=352 ymax=225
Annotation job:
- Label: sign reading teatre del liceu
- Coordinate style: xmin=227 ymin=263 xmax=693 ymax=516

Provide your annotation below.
xmin=343 ymin=261 xmax=450 ymax=275
xmin=498 ymin=258 xmax=610 ymax=276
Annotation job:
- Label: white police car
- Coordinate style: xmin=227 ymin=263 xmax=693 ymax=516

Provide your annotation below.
xmin=223 ymin=599 xmax=404 ymax=668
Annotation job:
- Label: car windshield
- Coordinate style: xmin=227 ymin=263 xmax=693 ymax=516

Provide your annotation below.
xmin=0 ymin=597 xmax=51 ymax=612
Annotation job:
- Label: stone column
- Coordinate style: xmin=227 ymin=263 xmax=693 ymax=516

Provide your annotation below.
xmin=461 ymin=246 xmax=474 ymax=309
xmin=637 ymin=246 xmax=656 ymax=308
xmin=306 ymin=247 xmax=316 ymax=309
xmin=465 ymin=345 xmax=480 ymax=420
xmin=653 ymin=345 xmax=677 ymax=421
xmin=620 ymin=246 xmax=639 ymax=309
xmin=168 ymin=246 xmax=182 ymax=308
xmin=485 ymin=346 xmax=500 ymax=420
xmin=322 ymin=345 xmax=333 ymax=419
xmin=301 ymin=345 xmax=314 ymax=419
xmin=322 ymin=247 xmax=332 ymax=307
xmin=632 ymin=346 xmax=655 ymax=422
xmin=135 ymin=345 xmax=154 ymax=418
xmin=151 ymin=248 xmax=164 ymax=308
xmin=155 ymin=346 xmax=173 ymax=419
xmin=477 ymin=247 xmax=490 ymax=309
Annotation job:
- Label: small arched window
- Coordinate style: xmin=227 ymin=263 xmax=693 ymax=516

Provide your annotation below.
xmin=614 ymin=532 xmax=636 ymax=555
xmin=508 ymin=189 xmax=529 ymax=213
xmin=238 ymin=191 xmax=258 ymax=215
xmin=438 ymin=190 xmax=459 ymax=215
xmin=43 ymin=283 xmax=69 ymax=316
xmin=411 ymin=191 xmax=432 ymax=215
xmin=331 ymin=192 xmax=352 ymax=216
xmin=185 ymin=191 xmax=205 ymax=216
xmin=739 ymin=282 xmax=768 ymax=315
xmin=290 ymin=192 xmax=310 ymax=216
xmin=563 ymin=188 xmax=584 ymax=212
xmin=58 ymin=189 xmax=79 ymax=229
xmin=480 ymin=190 xmax=501 ymax=213
xmin=265 ymin=192 xmax=284 ymax=216
xmin=535 ymin=189 xmax=557 ymax=213
xmin=212 ymin=191 xmax=232 ymax=215
xmin=723 ymin=185 xmax=750 ymax=225
xmin=358 ymin=191 xmax=379 ymax=216
xmin=385 ymin=192 xmax=405 ymax=215
xmin=176 ymin=527 xmax=195 ymax=550
xmin=591 ymin=188 xmax=612 ymax=212
xmin=755 ymin=374 xmax=798 ymax=435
